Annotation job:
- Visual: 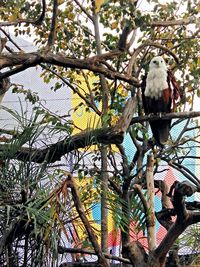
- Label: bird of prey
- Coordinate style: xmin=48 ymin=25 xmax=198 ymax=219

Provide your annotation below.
xmin=141 ymin=56 xmax=179 ymax=146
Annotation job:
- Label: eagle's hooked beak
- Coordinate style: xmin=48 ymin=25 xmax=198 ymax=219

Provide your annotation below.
xmin=153 ymin=60 xmax=159 ymax=66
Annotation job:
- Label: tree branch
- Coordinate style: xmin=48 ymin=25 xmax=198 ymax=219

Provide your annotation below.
xmin=152 ymin=181 xmax=200 ymax=266
xmin=127 ymin=41 xmax=179 ymax=75
xmin=150 ymin=17 xmax=199 ymax=27
xmin=73 ymin=0 xmax=93 ymax=21
xmin=167 ymin=162 xmax=200 ymax=188
xmin=0 ymin=52 xmax=139 ymax=86
xmin=122 ymin=241 xmax=148 ymax=267
xmin=0 ymin=97 xmax=135 ymax=163
xmin=39 ymin=63 xmax=101 ymax=115
xmin=146 ymin=154 xmax=157 ymax=251
xmin=1 ymin=108 xmax=200 ymax=164
xmin=58 ymin=246 xmax=131 ymax=264
xmin=130 ymin=111 xmax=200 ymax=125
xmin=45 ymin=0 xmax=58 ymax=51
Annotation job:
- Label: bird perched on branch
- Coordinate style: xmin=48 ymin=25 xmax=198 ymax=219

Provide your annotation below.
xmin=141 ymin=56 xmax=180 ymax=146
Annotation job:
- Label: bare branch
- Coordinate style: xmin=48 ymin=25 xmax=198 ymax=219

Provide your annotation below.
xmin=127 ymin=41 xmax=179 ymax=75
xmin=118 ymin=25 xmax=132 ymax=51
xmin=133 ymin=184 xmax=148 ymax=213
xmin=0 ymin=28 xmax=22 ymax=52
xmin=167 ymin=162 xmax=200 ymax=188
xmin=0 ymin=52 xmax=139 ymax=86
xmin=45 ymin=0 xmax=58 ymax=51
xmin=58 ymin=246 xmax=131 ymax=264
xmin=150 ymin=17 xmax=199 ymax=27
xmin=73 ymin=0 xmax=93 ymax=21
xmin=130 ymin=111 xmax=200 ymax=125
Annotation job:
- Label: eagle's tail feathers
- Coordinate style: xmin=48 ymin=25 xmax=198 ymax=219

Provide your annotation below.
xmin=150 ymin=120 xmax=171 ymax=146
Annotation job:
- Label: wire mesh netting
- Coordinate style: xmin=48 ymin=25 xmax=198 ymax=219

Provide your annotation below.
xmin=1 ymin=88 xmax=200 ymax=266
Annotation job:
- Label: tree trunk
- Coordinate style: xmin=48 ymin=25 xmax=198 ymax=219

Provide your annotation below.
xmin=92 ymin=4 xmax=109 ymax=256
xmin=101 ymin=145 xmax=109 ymax=253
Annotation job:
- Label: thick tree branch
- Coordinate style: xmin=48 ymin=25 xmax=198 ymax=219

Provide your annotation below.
xmin=0 ymin=38 xmax=11 ymax=103
xmin=0 ymin=127 xmax=119 ymax=163
xmin=156 ymin=209 xmax=174 ymax=230
xmin=146 ymin=154 xmax=157 ymax=251
xmin=185 ymin=201 xmax=200 ymax=210
xmin=0 ymin=52 xmax=139 ymax=86
xmin=0 ymin=98 xmax=135 ymax=163
xmin=122 ymin=241 xmax=148 ymax=267
xmin=1 ymin=109 xmax=200 ymax=164
xmin=154 ymin=180 xmax=171 ymax=210
xmin=118 ymin=25 xmax=132 ymax=51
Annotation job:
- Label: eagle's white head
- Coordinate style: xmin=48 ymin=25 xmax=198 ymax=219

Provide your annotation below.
xmin=145 ymin=56 xmax=168 ymax=99
xmin=149 ymin=56 xmax=167 ymax=71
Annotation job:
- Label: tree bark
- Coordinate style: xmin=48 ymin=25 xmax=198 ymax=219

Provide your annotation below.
xmin=146 ymin=155 xmax=157 ymax=251
xmin=122 ymin=241 xmax=148 ymax=267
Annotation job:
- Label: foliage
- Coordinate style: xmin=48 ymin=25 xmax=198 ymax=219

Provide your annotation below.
xmin=0 ymin=0 xmax=200 ymax=266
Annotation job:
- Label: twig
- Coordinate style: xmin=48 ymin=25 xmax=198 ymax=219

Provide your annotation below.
xmin=58 ymin=246 xmax=131 ymax=264
xmin=73 ymin=0 xmax=93 ymax=21
xmin=39 ymin=63 xmax=101 ymax=115
xmin=127 ymin=41 xmax=179 ymax=75
xmin=0 ymin=28 xmax=21 ymax=52
xmin=167 ymin=162 xmax=200 ymax=188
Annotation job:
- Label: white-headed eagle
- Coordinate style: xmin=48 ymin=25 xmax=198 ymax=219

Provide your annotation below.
xmin=141 ymin=56 xmax=180 ymax=146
